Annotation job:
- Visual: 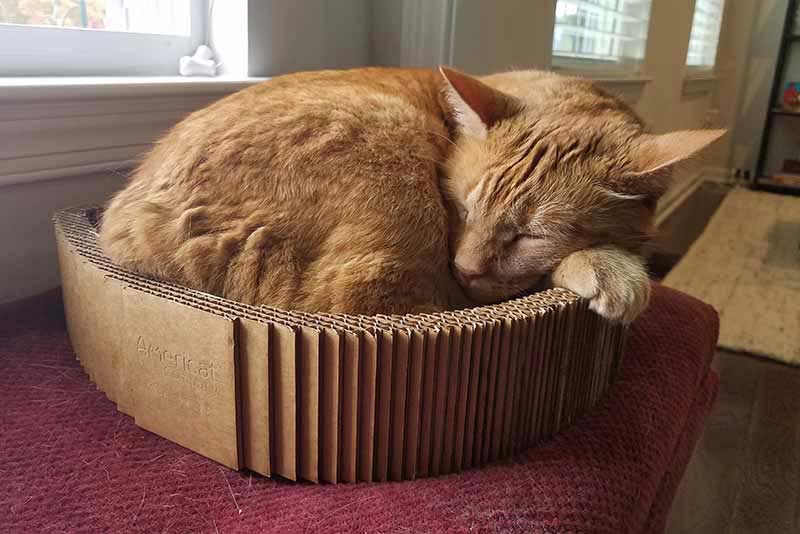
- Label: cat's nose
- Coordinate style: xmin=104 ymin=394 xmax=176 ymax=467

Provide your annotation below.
xmin=453 ymin=262 xmax=486 ymax=287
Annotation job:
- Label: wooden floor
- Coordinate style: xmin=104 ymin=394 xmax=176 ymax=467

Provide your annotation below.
xmin=659 ymin=183 xmax=800 ymax=533
xmin=666 ymin=351 xmax=800 ymax=534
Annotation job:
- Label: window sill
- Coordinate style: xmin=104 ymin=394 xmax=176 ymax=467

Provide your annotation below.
xmin=552 ymin=68 xmax=652 ymax=94
xmin=0 ymin=76 xmax=267 ymax=188
xmin=579 ymin=75 xmax=653 ymax=85
xmin=0 ymin=76 xmax=267 ymax=102
xmin=682 ymin=74 xmax=716 ymax=96
xmin=552 ymin=66 xmax=653 ymax=85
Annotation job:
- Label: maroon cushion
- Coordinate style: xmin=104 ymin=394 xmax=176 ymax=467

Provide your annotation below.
xmin=0 ymin=284 xmax=718 ymax=534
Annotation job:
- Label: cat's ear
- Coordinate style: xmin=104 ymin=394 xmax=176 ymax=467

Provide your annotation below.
xmin=439 ymin=66 xmax=520 ymax=139
xmin=631 ymin=129 xmax=726 ymax=175
xmin=613 ymin=129 xmax=727 ymax=198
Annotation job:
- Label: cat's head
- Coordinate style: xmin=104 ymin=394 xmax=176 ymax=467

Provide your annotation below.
xmin=439 ymin=67 xmax=725 ymax=304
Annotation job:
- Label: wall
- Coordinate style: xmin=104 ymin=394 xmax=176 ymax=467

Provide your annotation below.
xmin=371 ymin=0 xmax=407 ymax=66
xmin=370 ymin=0 xmax=553 ymax=71
xmin=726 ymin=1 xmax=789 ymax=177
xmin=448 ymin=0 xmax=555 ymax=73
xmin=248 ymin=0 xmax=370 ymax=76
xmin=0 ymin=171 xmax=126 ymax=304
xmin=710 ymin=0 xmax=761 ymax=175
xmin=371 ymin=0 xmax=454 ymax=67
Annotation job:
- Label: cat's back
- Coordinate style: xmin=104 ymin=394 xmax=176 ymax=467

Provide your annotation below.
xmin=124 ymin=67 xmax=447 ymax=195
xmin=220 ymin=67 xmax=444 ymax=118
xmin=188 ymin=68 xmax=444 ymax=144
xmin=99 ymin=67 xmax=454 ymax=313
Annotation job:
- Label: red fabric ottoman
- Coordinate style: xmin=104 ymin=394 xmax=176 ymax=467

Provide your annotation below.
xmin=0 ymin=284 xmax=718 ymax=534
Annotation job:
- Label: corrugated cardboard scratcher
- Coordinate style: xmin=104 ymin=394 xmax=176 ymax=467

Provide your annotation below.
xmin=53 ymin=207 xmax=626 ymax=483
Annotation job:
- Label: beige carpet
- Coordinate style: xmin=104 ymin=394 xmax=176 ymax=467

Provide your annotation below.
xmin=664 ymin=188 xmax=800 ymax=365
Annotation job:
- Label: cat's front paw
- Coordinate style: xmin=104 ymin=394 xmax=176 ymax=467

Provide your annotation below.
xmin=550 ymin=247 xmax=651 ymax=324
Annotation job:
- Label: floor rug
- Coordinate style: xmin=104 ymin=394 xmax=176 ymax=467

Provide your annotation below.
xmin=664 ymin=188 xmax=800 ymax=365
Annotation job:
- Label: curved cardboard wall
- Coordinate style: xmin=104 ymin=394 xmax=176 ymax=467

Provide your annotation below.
xmin=54 ymin=207 xmax=626 ymax=483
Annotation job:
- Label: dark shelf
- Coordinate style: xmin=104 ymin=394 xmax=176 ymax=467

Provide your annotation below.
xmin=753 ymin=178 xmax=800 ymax=196
xmin=756 ymin=0 xmax=800 ymax=182
xmin=771 ymin=107 xmax=800 ymax=116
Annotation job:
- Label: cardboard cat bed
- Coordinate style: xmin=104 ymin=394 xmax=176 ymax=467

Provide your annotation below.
xmin=53 ymin=207 xmax=626 ymax=483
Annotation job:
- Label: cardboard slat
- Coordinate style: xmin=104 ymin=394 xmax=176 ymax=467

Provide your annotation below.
xmin=510 ymin=309 xmax=533 ymax=453
xmin=555 ymin=303 xmax=578 ymax=431
xmin=319 ymin=328 xmax=341 ymax=484
xmin=373 ymin=329 xmax=394 ymax=482
xmin=441 ymin=323 xmax=462 ymax=474
xmin=298 ymin=326 xmax=321 ymax=483
xmin=489 ymin=315 xmax=513 ymax=461
xmin=416 ymin=327 xmax=439 ymax=478
xmin=500 ymin=312 xmax=523 ymax=457
xmin=358 ymin=332 xmax=378 ymax=482
xmin=525 ymin=310 xmax=545 ymax=448
xmin=429 ymin=325 xmax=451 ymax=476
xmin=238 ymin=318 xmax=270 ymax=476
xmin=403 ymin=330 xmax=425 ymax=480
xmin=338 ymin=332 xmax=359 ymax=482
xmin=544 ymin=302 xmax=566 ymax=437
xmin=452 ymin=323 xmax=473 ymax=472
xmin=461 ymin=321 xmax=484 ymax=469
xmin=388 ymin=329 xmax=410 ymax=481
xmin=270 ymin=322 xmax=298 ymax=480
xmin=477 ymin=316 xmax=500 ymax=465
xmin=532 ymin=305 xmax=557 ymax=444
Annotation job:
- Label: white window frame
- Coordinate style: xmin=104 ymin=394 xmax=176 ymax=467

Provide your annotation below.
xmin=0 ymin=0 xmax=207 ymax=76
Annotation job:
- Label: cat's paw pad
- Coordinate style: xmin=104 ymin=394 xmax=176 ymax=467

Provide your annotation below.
xmin=551 ymin=248 xmax=651 ymax=324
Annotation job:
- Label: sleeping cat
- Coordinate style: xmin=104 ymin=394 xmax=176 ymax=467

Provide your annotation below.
xmin=99 ymin=67 xmax=723 ymax=322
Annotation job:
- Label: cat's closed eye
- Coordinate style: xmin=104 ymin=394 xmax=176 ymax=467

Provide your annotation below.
xmin=506 ymin=232 xmax=543 ymax=249
xmin=510 ymin=233 xmax=544 ymax=246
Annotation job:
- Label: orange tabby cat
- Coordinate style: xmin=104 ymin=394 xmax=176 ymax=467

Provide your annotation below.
xmin=100 ymin=67 xmax=723 ymax=322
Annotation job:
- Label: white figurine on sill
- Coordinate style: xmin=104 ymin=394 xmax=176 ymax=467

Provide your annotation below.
xmin=179 ymin=45 xmax=217 ymax=77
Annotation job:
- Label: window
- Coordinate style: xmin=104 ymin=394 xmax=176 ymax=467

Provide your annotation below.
xmin=552 ymin=0 xmax=653 ymax=73
xmin=686 ymin=0 xmax=725 ymax=69
xmin=0 ymin=0 xmax=192 ymax=35
xmin=0 ymin=0 xmax=206 ymax=76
